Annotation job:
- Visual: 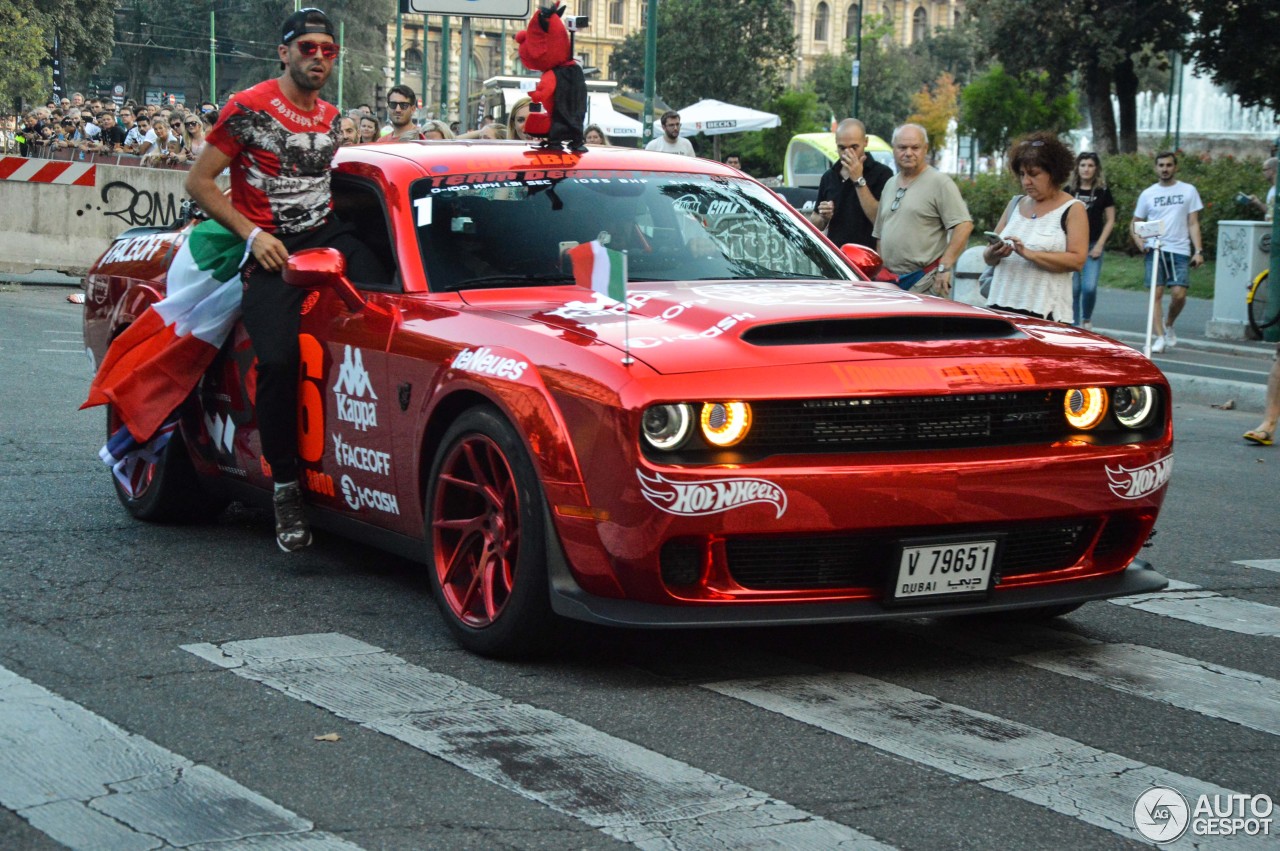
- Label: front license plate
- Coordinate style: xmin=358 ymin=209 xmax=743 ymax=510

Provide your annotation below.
xmin=890 ymin=538 xmax=998 ymax=604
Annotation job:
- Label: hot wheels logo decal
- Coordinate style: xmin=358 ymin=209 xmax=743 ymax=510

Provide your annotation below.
xmin=1106 ymin=456 xmax=1172 ymax=500
xmin=637 ymin=470 xmax=787 ymax=518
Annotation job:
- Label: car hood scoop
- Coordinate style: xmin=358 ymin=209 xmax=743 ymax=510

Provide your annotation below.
xmin=741 ymin=316 xmax=1024 ymax=346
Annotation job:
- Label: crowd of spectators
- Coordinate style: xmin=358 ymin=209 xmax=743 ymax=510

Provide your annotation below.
xmin=1 ymin=92 xmax=218 ymax=165
xmin=0 ymin=84 xmax=615 ymax=162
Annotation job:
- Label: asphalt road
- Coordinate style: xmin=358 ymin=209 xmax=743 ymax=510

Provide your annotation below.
xmin=1 ymin=284 xmax=1277 ymax=850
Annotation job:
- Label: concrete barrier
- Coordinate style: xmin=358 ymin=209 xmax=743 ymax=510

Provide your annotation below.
xmin=0 ymin=155 xmax=222 ymax=277
xmin=952 ymin=245 xmax=989 ymax=306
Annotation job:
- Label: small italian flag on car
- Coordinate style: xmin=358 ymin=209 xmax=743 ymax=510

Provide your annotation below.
xmin=567 ymin=240 xmax=627 ymax=303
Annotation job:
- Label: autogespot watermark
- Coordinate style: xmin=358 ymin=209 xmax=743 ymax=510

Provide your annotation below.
xmin=1134 ymin=786 xmax=1274 ymax=843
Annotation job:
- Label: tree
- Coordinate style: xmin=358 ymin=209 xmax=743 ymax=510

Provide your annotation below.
xmin=32 ymin=0 xmax=116 ymax=72
xmin=1187 ymin=1 xmax=1280 ymax=113
xmin=0 ymin=0 xmax=51 ymax=107
xmin=609 ymin=0 xmax=796 ymax=109
xmin=964 ymin=0 xmax=1190 ymax=154
xmin=959 ymin=64 xmax=1079 ymax=155
xmin=807 ymin=14 xmax=919 ymax=139
xmin=908 ymin=72 xmax=959 ymax=157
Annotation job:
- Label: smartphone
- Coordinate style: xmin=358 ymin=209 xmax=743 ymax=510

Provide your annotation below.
xmin=983 ymin=231 xmax=1006 ymax=244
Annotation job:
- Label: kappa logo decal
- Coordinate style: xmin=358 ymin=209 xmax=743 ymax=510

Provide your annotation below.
xmin=333 ymin=345 xmax=378 ymax=431
xmin=1106 ymin=456 xmax=1173 ymax=499
xmin=637 ymin=470 xmax=787 ymax=518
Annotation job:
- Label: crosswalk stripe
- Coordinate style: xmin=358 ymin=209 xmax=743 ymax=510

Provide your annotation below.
xmin=0 ymin=663 xmax=363 ymax=851
xmin=1107 ymin=579 xmax=1280 ymax=637
xmin=1235 ymin=559 xmax=1280 ymax=575
xmin=704 ymin=673 xmax=1271 ymax=849
xmin=891 ymin=622 xmax=1280 ymax=737
xmin=182 ymin=633 xmax=893 ymax=851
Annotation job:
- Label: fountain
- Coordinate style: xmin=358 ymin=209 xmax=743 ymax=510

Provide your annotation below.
xmin=1126 ymin=62 xmax=1278 ymax=156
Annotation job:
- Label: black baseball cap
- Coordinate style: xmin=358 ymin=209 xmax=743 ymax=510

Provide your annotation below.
xmin=281 ymin=8 xmax=334 ymax=45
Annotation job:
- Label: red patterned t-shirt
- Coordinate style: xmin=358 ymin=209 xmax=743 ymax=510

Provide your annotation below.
xmin=205 ymin=79 xmax=340 ymax=235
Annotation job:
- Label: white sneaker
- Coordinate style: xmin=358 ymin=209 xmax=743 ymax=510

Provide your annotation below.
xmin=1151 ymin=335 xmax=1166 ymax=354
xmin=1164 ymin=326 xmax=1177 ymax=347
xmin=1082 ymin=321 xmax=1093 ymax=331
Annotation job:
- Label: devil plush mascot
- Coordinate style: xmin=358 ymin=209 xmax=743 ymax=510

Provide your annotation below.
xmin=515 ymin=5 xmax=587 ymax=152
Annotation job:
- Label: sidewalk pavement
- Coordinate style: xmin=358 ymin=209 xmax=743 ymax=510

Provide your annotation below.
xmin=8 ymin=270 xmax=1273 ymax=413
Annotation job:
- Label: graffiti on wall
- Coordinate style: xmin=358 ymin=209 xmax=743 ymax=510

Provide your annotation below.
xmin=100 ymin=180 xmax=185 ymax=228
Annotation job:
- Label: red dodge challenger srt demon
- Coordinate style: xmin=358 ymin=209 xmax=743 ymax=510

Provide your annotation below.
xmin=83 ymin=142 xmax=1173 ymax=657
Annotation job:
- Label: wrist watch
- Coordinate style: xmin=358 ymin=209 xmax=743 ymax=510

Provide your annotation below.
xmin=936 ymin=264 xmax=950 ymax=274
xmin=854 ymin=176 xmax=867 ymax=187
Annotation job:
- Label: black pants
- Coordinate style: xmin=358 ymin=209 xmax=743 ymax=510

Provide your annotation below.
xmin=240 ymin=220 xmax=386 ymax=483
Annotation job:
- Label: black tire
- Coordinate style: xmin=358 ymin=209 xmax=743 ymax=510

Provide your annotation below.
xmin=425 ymin=406 xmax=557 ymax=657
xmin=107 ymin=407 xmax=227 ymax=523
xmin=1247 ymin=270 xmax=1278 ymax=337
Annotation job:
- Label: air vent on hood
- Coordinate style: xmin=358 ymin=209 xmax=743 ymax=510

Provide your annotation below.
xmin=741 ymin=316 xmax=1024 ymax=346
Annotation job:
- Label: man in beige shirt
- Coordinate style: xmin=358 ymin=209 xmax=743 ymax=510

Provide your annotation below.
xmin=872 ymin=123 xmax=973 ymax=296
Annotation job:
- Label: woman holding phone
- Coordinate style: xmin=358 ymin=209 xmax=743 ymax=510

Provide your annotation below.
xmin=982 ymin=132 xmax=1088 ymax=322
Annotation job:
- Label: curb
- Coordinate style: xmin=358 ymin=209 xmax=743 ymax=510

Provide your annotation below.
xmin=1093 ymin=326 xmax=1273 ymax=360
xmin=1163 ymin=373 xmax=1267 ymax=414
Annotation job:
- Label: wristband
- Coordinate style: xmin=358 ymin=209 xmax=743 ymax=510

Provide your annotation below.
xmin=246 ymin=227 xmax=262 ymax=249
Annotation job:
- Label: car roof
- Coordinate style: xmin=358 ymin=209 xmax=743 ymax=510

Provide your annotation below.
xmin=333 ymin=140 xmax=741 ymax=182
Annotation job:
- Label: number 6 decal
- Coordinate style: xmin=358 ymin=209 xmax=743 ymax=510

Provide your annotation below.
xmin=297 ymin=333 xmax=324 ymax=463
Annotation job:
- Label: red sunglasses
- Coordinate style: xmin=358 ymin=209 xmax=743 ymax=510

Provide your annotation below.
xmin=294 ymin=40 xmax=340 ymax=59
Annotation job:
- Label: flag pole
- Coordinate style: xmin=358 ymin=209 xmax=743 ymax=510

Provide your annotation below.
xmin=621 ymin=250 xmax=633 ymax=365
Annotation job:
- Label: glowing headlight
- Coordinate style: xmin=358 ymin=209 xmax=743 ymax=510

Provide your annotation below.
xmin=641 ymin=404 xmax=693 ymax=451
xmin=700 ymin=401 xmax=752 ymax=447
xmin=1064 ymin=387 xmax=1107 ymax=430
xmin=1112 ymin=386 xmax=1157 ymax=429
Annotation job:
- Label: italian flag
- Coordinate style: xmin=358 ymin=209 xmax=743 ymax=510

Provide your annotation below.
xmin=83 ymin=219 xmax=249 ymax=442
xmin=567 ymin=240 xmax=627 ymax=303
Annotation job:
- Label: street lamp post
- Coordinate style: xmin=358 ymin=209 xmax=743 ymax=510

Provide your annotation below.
xmin=209 ymin=11 xmax=216 ymax=103
xmin=852 ymin=4 xmax=861 ymax=119
xmin=395 ymin=8 xmax=403 ymax=86
xmin=642 ymin=0 xmax=657 ymax=145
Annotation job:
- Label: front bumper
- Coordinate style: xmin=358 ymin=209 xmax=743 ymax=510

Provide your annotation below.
xmin=547 ymin=514 xmax=1167 ymax=627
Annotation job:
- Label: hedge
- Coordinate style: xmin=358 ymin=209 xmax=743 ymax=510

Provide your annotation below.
xmin=955 ymin=152 xmax=1273 ymax=258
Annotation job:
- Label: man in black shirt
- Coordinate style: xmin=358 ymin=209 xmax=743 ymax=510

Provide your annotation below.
xmin=812 ymin=118 xmax=892 ymax=248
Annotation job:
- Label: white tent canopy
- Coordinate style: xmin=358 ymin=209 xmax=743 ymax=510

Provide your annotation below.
xmin=586 ymin=92 xmax=642 ymax=139
xmin=654 ymin=99 xmax=782 ymax=137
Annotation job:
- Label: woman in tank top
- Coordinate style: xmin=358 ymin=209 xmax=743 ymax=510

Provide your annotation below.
xmin=982 ymin=132 xmax=1088 ymax=322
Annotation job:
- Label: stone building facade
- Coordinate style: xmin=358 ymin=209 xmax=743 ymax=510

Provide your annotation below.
xmin=384 ymin=0 xmax=963 ymax=119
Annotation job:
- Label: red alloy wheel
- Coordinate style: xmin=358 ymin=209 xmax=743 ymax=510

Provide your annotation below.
xmin=431 ymin=434 xmax=522 ymax=628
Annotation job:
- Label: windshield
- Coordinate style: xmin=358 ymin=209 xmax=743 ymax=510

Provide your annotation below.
xmin=410 ymin=171 xmax=853 ymax=292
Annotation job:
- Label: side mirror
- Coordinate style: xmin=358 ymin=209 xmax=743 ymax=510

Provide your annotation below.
xmin=283 ymin=247 xmax=366 ymax=312
xmin=839 ymin=243 xmax=887 ymax=280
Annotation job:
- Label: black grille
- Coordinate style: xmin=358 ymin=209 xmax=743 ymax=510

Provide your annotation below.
xmin=717 ymin=520 xmax=1098 ymax=591
xmin=746 ymin=392 xmax=1066 ymax=453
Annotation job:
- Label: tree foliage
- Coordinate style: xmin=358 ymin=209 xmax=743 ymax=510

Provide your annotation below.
xmin=807 ymin=15 xmax=984 ymax=141
xmin=609 ymin=0 xmax=796 ymax=110
xmin=1187 ymin=1 xmax=1280 ymax=113
xmin=0 ymin=0 xmax=51 ymax=107
xmin=908 ymin=72 xmax=959 ymax=156
xmin=964 ymin=0 xmax=1190 ymax=154
xmin=32 ymin=0 xmax=116 ymax=72
xmin=959 ymin=64 xmax=1079 ymax=155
